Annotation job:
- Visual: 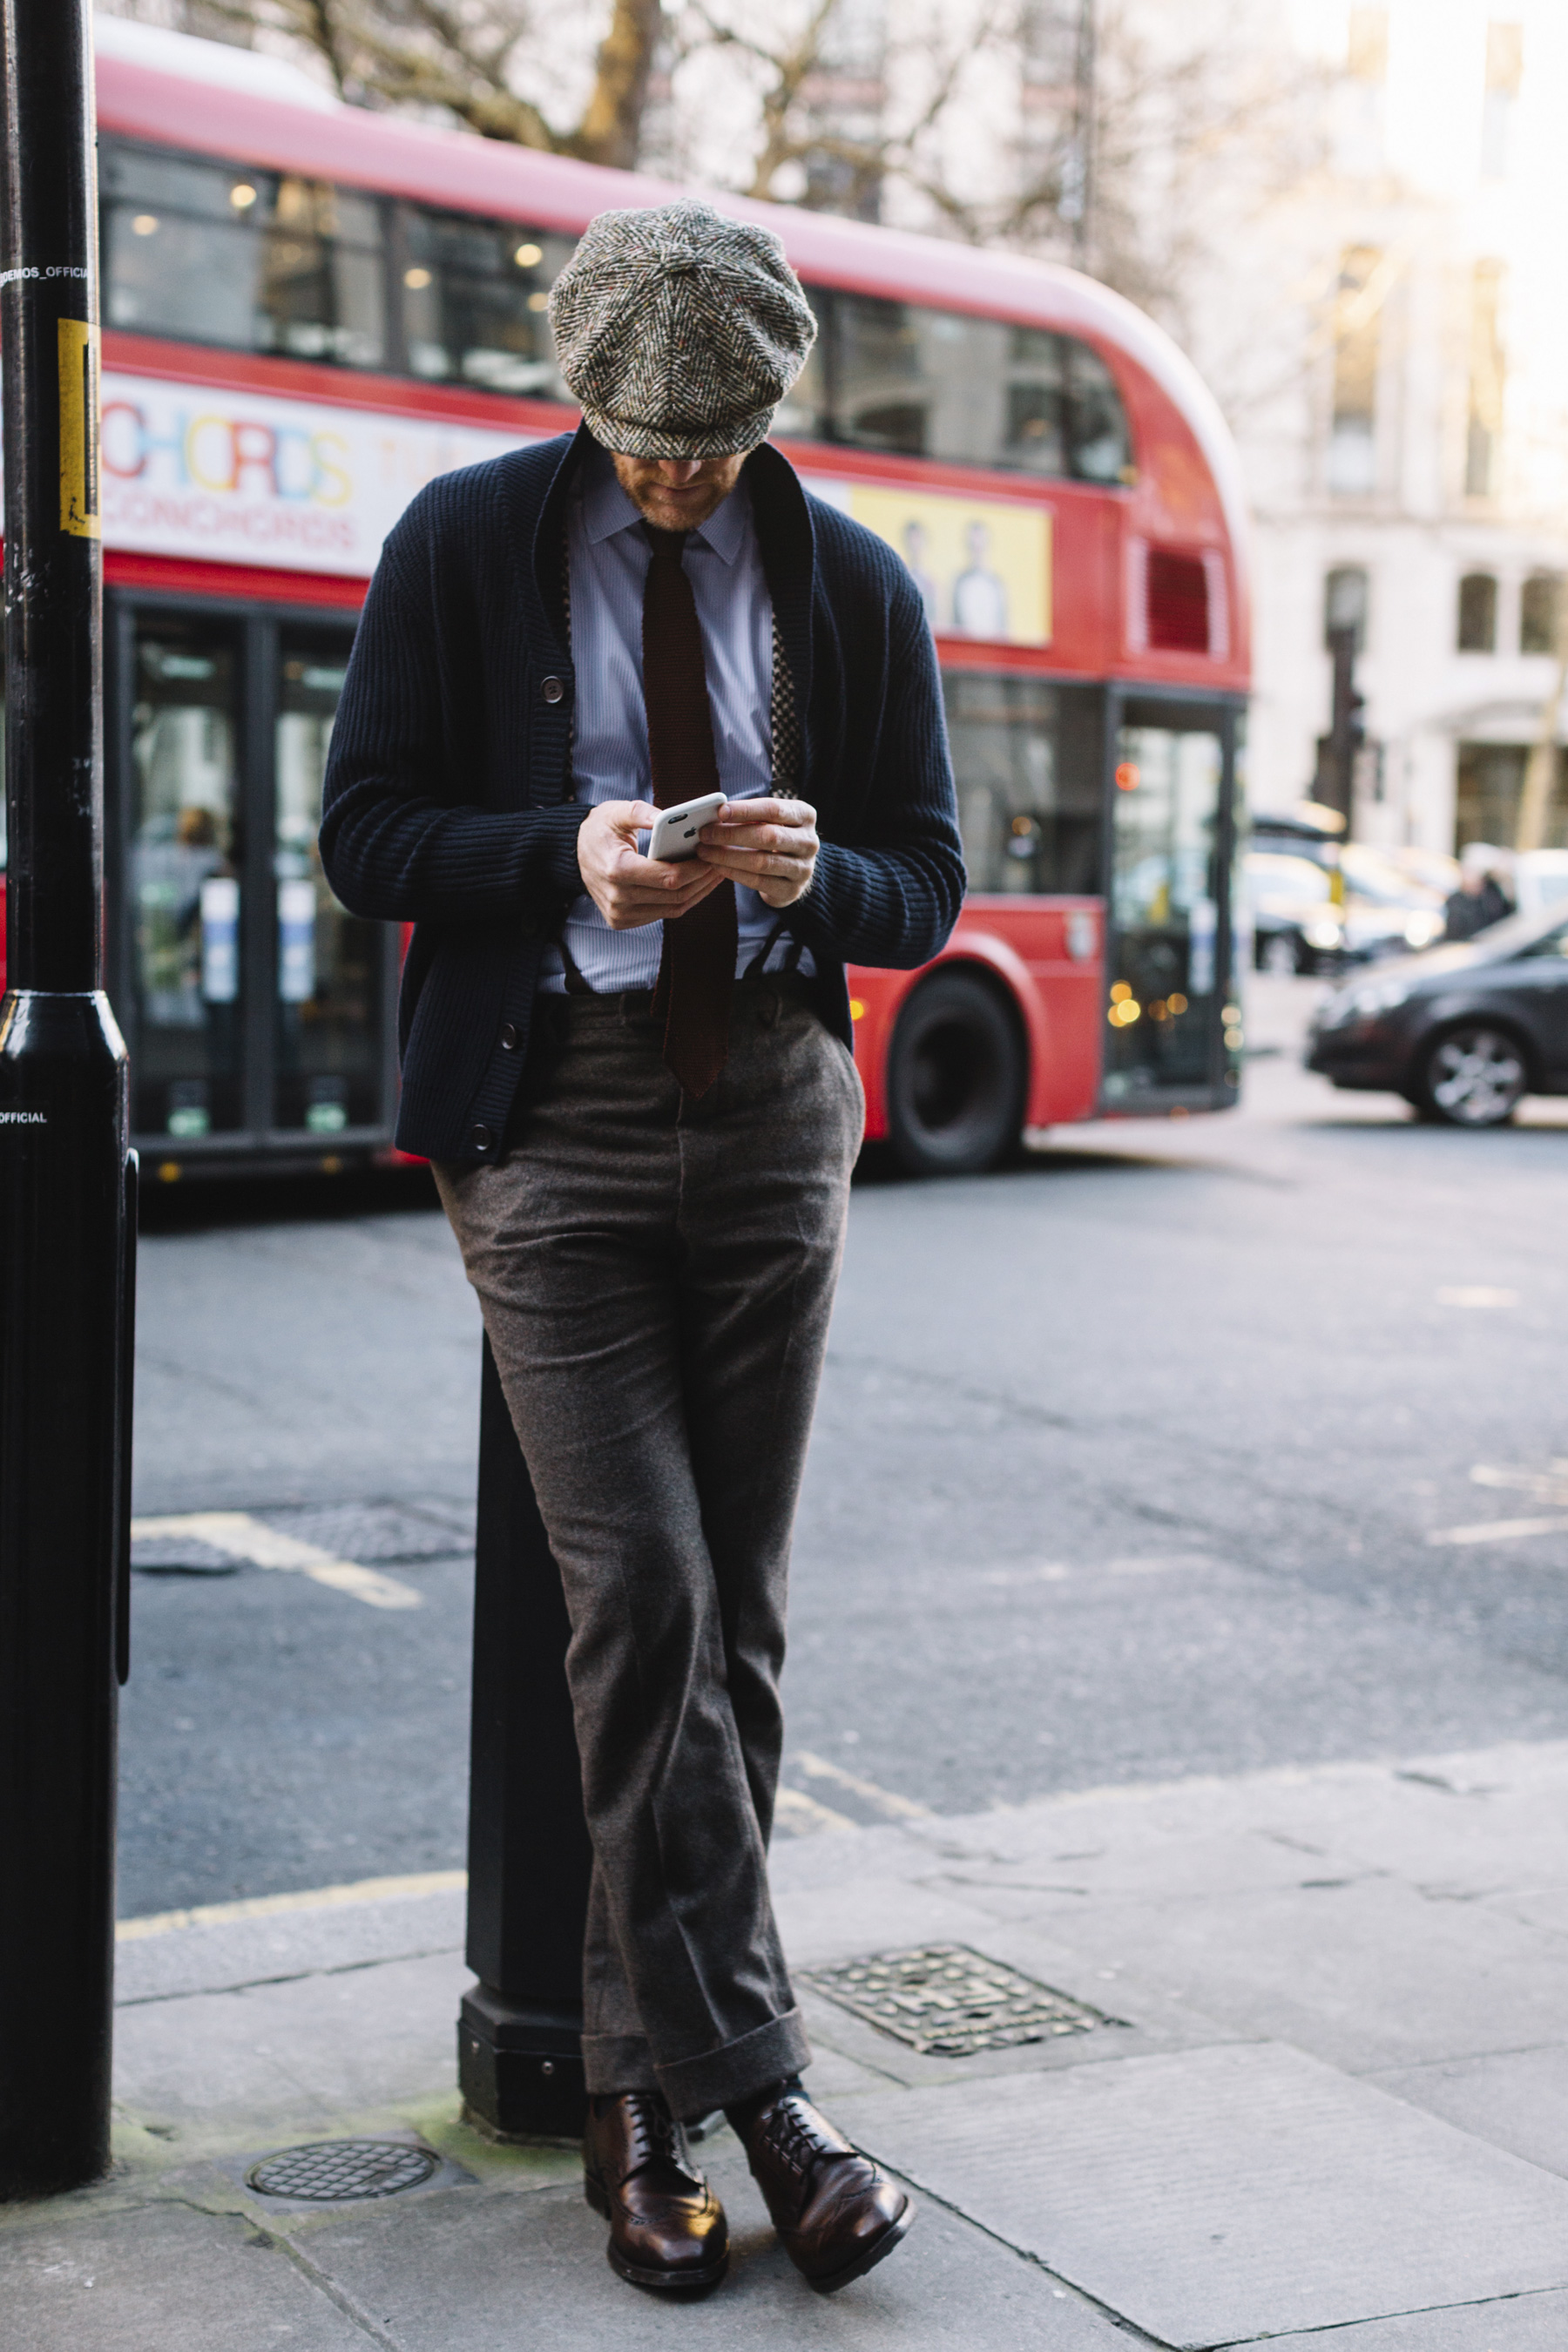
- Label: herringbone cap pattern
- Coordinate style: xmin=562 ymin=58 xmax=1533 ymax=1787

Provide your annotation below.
xmin=548 ymin=199 xmax=818 ymax=458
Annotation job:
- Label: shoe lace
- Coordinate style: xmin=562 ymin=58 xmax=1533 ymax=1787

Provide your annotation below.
xmin=621 ymin=2093 xmax=688 ymax=2182
xmin=764 ymin=2093 xmax=841 ymax=2181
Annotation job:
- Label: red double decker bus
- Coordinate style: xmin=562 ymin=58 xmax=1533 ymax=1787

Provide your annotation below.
xmin=0 ymin=24 xmax=1250 ymax=1179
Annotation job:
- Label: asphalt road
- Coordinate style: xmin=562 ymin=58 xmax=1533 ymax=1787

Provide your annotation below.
xmin=120 ymin=977 xmax=1568 ymax=1916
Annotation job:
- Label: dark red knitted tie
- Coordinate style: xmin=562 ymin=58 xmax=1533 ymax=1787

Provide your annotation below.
xmin=642 ymin=524 xmax=736 ymax=1097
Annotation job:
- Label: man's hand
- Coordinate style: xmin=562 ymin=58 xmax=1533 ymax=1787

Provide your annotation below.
xmin=696 ymin=797 xmax=819 ymax=909
xmin=577 ymin=801 xmax=728 ymax=930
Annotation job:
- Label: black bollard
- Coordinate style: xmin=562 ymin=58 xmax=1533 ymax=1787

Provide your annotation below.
xmin=0 ymin=0 xmax=136 ymax=2197
xmin=457 ymin=1336 xmax=592 ymax=2139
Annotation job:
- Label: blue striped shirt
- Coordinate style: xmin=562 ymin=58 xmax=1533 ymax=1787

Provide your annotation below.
xmin=537 ymin=443 xmax=813 ymax=994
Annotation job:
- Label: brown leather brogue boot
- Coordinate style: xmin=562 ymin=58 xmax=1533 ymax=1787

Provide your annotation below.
xmin=583 ymin=2091 xmax=729 ymax=2293
xmin=728 ymin=2083 xmax=912 ymax=2293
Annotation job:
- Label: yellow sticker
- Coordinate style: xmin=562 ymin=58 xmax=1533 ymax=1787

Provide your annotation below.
xmin=58 ymin=317 xmax=100 ymax=538
xmin=846 ymin=486 xmax=1051 ymax=646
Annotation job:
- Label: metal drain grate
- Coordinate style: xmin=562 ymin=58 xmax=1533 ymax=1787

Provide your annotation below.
xmin=247 ymin=2139 xmax=441 ymax=2202
xmin=131 ymin=1536 xmax=238 ymax=1576
xmin=802 ymin=1943 xmax=1113 ymax=2057
xmin=258 ymin=1503 xmax=472 ymax=1564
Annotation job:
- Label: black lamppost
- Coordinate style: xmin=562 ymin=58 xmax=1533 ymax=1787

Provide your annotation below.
xmin=457 ymin=1340 xmax=591 ymax=2140
xmin=1326 ymin=623 xmax=1367 ymax=841
xmin=0 ymin=0 xmax=137 ymax=2198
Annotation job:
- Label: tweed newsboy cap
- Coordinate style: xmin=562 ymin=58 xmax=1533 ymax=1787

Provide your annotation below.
xmin=547 ymin=199 xmax=817 ymax=459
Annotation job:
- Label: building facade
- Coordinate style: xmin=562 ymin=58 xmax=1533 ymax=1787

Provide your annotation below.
xmin=1241 ymin=0 xmax=1568 ymax=854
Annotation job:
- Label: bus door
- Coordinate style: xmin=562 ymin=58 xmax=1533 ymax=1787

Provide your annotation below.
xmin=1100 ymin=692 xmax=1243 ymax=1115
xmin=109 ymin=596 xmax=397 ymax=1170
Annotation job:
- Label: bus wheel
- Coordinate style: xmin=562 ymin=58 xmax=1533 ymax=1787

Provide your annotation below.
xmin=886 ymin=970 xmax=1025 ymax=1176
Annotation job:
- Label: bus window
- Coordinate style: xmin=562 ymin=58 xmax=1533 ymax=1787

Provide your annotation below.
xmin=830 ymin=293 xmax=930 ymax=454
xmin=819 ymin=292 xmax=1131 ymax=483
xmin=1107 ymin=712 xmax=1226 ymax=1095
xmin=944 ymin=673 xmax=1103 ymax=896
xmin=102 ymin=140 xmax=386 ymax=368
xmin=130 ymin=620 xmax=244 ymax=1139
xmin=829 ymin=294 xmax=1015 ymax=464
xmin=401 ymin=209 xmax=574 ymax=395
xmin=262 ymin=180 xmax=385 ymax=368
xmin=104 ymin=145 xmax=266 ymax=350
xmin=1068 ymin=343 xmax=1133 ymax=483
xmin=1004 ymin=328 xmax=1069 ymax=473
xmin=274 ymin=633 xmax=383 ymax=1136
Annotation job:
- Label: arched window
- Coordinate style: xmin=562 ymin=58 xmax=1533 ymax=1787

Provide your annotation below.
xmin=1456 ymin=572 xmax=1498 ymax=652
xmin=1324 ymin=565 xmax=1369 ymax=652
xmin=1520 ymin=572 xmax=1562 ymax=657
xmin=1328 ymin=247 xmax=1381 ymax=495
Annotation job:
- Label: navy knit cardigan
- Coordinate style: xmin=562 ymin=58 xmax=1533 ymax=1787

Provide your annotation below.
xmin=320 ymin=424 xmax=965 ymax=1163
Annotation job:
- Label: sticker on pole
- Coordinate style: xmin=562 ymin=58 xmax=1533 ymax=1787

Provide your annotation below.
xmin=58 ymin=318 xmax=100 ymax=539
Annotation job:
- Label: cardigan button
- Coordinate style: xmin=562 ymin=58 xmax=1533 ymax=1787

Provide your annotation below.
xmin=468 ymin=1124 xmax=494 ymax=1152
xmin=499 ymin=1022 xmax=520 ymax=1051
xmin=541 ymin=675 xmax=565 ymax=704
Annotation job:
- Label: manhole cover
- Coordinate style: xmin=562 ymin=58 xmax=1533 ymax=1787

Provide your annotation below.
xmin=247 ymin=2139 xmax=441 ymax=2202
xmin=260 ymin=1503 xmax=471 ymax=1564
xmin=131 ymin=1536 xmax=238 ymax=1576
xmin=802 ymin=1943 xmax=1115 ymax=2057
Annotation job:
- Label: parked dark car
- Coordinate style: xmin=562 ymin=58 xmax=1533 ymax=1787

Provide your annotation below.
xmin=1308 ymin=902 xmax=1568 ymax=1125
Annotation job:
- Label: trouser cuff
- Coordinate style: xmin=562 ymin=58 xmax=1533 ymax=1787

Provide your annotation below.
xmin=655 ymin=2007 xmax=812 ymax=2121
xmin=581 ymin=2031 xmax=660 ymax=2097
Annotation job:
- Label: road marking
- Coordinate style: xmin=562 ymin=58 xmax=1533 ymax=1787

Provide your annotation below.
xmin=795 ymin=1750 xmax=933 ymax=1821
xmin=1428 ymin=1516 xmax=1568 ymax=1547
xmin=1471 ymin=1463 xmax=1568 ymax=1506
xmin=1105 ymin=1553 xmax=1214 ymax=1576
xmin=774 ymin=1787 xmax=856 ymax=1835
xmin=117 ymin=1867 xmax=467 ymax=1941
xmin=131 ymin=1511 xmax=424 ymax=1610
xmin=980 ymin=1556 xmax=1212 ymax=1585
xmin=980 ymin=1562 xmax=1071 ymax=1586
xmin=1436 ymin=1286 xmax=1519 ymax=1308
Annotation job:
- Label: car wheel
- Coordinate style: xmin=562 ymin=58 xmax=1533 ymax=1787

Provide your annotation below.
xmin=1416 ymin=1023 xmax=1529 ymax=1127
xmin=886 ymin=970 xmax=1025 ymax=1176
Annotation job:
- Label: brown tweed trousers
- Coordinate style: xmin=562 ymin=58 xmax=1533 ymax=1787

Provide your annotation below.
xmin=435 ymin=977 xmax=862 ymax=2117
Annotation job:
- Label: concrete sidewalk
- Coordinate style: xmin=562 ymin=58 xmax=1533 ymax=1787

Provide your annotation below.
xmin=5 ymin=1739 xmax=1568 ymax=2351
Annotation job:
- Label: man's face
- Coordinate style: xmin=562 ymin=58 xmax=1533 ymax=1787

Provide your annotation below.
xmin=612 ymin=451 xmax=749 ymax=533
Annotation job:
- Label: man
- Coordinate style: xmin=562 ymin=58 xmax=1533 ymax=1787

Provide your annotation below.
xmin=321 ymin=199 xmax=963 ymax=2299
xmin=1444 ymin=856 xmax=1513 ymax=942
xmin=951 ymin=517 xmax=1010 ymax=640
xmin=901 ymin=516 xmax=940 ymax=626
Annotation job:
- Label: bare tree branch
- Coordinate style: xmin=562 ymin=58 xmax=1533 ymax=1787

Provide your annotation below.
xmin=109 ymin=0 xmax=1324 ymax=380
xmin=686 ymin=0 xmax=1005 ymax=211
xmin=145 ymin=0 xmax=666 ymax=162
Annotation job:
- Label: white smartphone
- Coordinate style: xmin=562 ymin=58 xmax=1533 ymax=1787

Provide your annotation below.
xmin=646 ymin=792 xmax=727 ymax=863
